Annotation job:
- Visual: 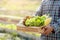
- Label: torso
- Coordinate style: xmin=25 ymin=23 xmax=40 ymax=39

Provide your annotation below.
xmin=42 ymin=0 xmax=60 ymax=21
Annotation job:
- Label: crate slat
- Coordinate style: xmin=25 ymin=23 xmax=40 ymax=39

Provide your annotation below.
xmin=17 ymin=26 xmax=44 ymax=34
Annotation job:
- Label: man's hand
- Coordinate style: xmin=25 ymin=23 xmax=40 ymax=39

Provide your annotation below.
xmin=41 ymin=25 xmax=54 ymax=36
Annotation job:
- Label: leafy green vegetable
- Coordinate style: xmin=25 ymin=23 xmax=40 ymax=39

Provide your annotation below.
xmin=25 ymin=15 xmax=49 ymax=27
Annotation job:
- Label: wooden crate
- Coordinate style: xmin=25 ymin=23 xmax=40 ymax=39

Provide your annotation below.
xmin=17 ymin=26 xmax=44 ymax=34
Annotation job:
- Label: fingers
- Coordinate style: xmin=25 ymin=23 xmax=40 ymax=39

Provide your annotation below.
xmin=44 ymin=29 xmax=52 ymax=36
xmin=42 ymin=26 xmax=53 ymax=36
xmin=40 ymin=27 xmax=46 ymax=34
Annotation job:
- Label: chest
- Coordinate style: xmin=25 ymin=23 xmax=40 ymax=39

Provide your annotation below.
xmin=42 ymin=1 xmax=60 ymax=15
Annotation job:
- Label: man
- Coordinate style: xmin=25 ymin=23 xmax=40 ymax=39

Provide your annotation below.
xmin=35 ymin=0 xmax=60 ymax=40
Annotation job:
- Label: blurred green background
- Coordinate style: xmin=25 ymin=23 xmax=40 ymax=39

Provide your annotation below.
xmin=0 ymin=0 xmax=41 ymax=17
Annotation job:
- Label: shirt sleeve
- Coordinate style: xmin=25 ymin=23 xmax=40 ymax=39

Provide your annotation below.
xmin=34 ymin=0 xmax=45 ymax=16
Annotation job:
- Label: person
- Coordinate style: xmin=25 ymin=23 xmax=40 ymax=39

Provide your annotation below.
xmin=35 ymin=0 xmax=60 ymax=40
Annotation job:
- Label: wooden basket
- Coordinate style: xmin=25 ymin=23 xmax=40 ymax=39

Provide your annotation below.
xmin=17 ymin=26 xmax=44 ymax=34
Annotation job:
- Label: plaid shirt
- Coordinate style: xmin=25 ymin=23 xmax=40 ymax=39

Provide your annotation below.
xmin=35 ymin=0 xmax=60 ymax=40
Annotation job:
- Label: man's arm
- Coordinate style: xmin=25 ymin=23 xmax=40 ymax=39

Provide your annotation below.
xmin=35 ymin=0 xmax=45 ymax=16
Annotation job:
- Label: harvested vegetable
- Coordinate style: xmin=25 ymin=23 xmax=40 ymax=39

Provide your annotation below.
xmin=25 ymin=14 xmax=52 ymax=27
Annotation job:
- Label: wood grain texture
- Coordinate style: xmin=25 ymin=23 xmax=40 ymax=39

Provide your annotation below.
xmin=17 ymin=26 xmax=43 ymax=34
